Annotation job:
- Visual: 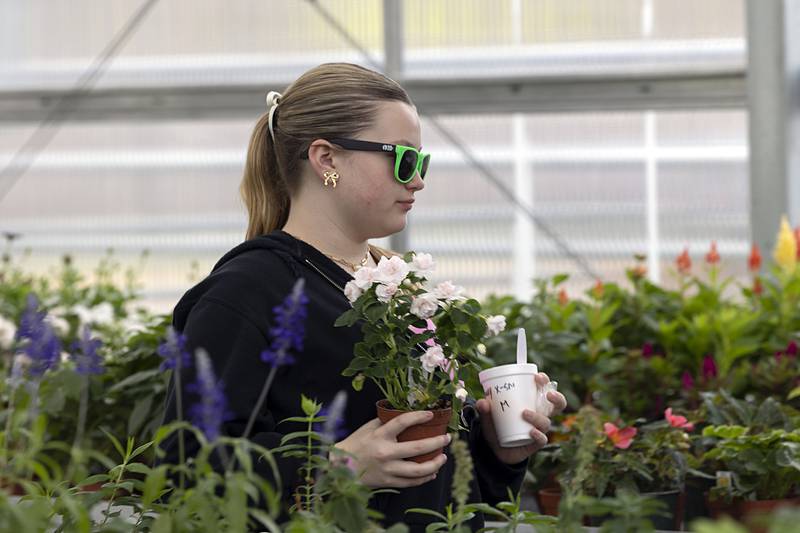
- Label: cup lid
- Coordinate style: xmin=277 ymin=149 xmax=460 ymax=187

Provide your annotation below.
xmin=479 ymin=363 xmax=539 ymax=384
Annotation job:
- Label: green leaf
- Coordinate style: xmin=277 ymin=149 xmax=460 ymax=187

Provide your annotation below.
xmin=124 ymin=462 xmax=152 ymax=475
xmin=301 ymin=394 xmax=321 ymax=417
xmin=702 ymin=425 xmax=748 ymax=439
xmin=352 ymin=374 xmax=365 ymax=391
xmin=364 ymin=302 xmax=389 ymax=322
xmin=107 ymin=369 xmax=162 ymax=395
xmin=130 ymin=441 xmax=153 ymax=460
xmin=141 ymin=465 xmax=167 ymax=507
xmin=334 ymin=309 xmax=359 ymax=327
xmin=128 ymin=395 xmax=154 ymax=436
xmin=348 ymin=357 xmax=371 ymax=371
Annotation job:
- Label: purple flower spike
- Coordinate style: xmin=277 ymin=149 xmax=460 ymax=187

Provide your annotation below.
xmin=317 ymin=390 xmax=348 ymax=444
xmin=260 ymin=278 xmax=308 ymax=368
xmin=188 ymin=348 xmax=229 ymax=442
xmin=16 ymin=294 xmax=61 ymax=377
xmin=702 ymin=355 xmax=718 ymax=381
xmin=72 ymin=325 xmax=104 ymax=375
xmin=682 ymin=371 xmax=695 ymax=391
xmin=157 ymin=327 xmax=192 ymax=371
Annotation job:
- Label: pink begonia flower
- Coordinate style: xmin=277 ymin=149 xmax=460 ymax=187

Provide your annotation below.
xmin=410 ymin=253 xmax=436 ymax=277
xmin=603 ymin=422 xmax=637 ymax=449
xmin=410 ymin=293 xmax=439 ymax=319
xmin=375 ymin=282 xmax=398 ymax=303
xmin=432 ymin=280 xmax=465 ymax=302
xmin=682 ymin=371 xmax=695 ymax=390
xmin=664 ymin=408 xmax=694 ymax=432
xmin=344 ymin=280 xmax=363 ymax=303
xmin=375 ymin=256 xmax=410 ymax=285
xmin=353 ymin=266 xmax=377 ymax=290
xmin=702 ymin=355 xmax=718 ymax=380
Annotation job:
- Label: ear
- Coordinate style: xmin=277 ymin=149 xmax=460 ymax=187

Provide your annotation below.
xmin=307 ymin=139 xmax=337 ymax=181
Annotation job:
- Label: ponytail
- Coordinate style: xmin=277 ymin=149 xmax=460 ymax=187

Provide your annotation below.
xmin=240 ymin=113 xmax=290 ymax=239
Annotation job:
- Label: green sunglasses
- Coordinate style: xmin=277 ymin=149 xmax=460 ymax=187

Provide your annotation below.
xmin=325 ymin=138 xmax=431 ymax=184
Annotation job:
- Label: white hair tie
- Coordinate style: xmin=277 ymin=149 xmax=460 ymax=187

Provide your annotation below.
xmin=266 ymin=91 xmax=282 ymax=142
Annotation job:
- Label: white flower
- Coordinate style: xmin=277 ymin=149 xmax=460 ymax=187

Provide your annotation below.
xmin=410 ymin=293 xmax=439 ymax=319
xmin=432 ymin=281 xmax=465 ymax=302
xmin=344 ymin=280 xmax=363 ymax=303
xmin=46 ymin=315 xmax=70 ymax=337
xmin=420 ymin=344 xmax=445 ymax=373
xmin=72 ymin=302 xmax=115 ymax=326
xmin=353 ymin=266 xmax=378 ymax=290
xmin=410 ymin=253 xmax=436 ymax=277
xmin=90 ymin=302 xmax=115 ymax=325
xmin=374 ymin=256 xmax=410 ymax=285
xmin=455 ymin=387 xmax=468 ymax=402
xmin=375 ymin=282 xmax=398 ymax=303
xmin=486 ymin=315 xmax=506 ymax=336
xmin=0 ymin=315 xmax=16 ymax=350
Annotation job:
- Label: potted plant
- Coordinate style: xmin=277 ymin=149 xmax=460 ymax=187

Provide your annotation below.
xmin=335 ymin=252 xmax=505 ymax=461
xmin=700 ymin=424 xmax=800 ymax=531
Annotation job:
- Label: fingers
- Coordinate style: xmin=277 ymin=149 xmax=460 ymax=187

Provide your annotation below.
xmin=522 ymin=410 xmax=551 ymax=434
xmin=548 ymin=391 xmax=567 ymax=414
xmin=377 ymin=410 xmax=434 ymax=439
xmin=475 ymin=398 xmax=491 ymax=415
xmin=534 ymin=372 xmax=550 ymax=387
xmin=392 ymin=433 xmax=451 ymax=460
xmin=384 ymin=453 xmax=448 ymax=479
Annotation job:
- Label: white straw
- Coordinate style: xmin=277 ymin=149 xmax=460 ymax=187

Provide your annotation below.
xmin=516 ymin=328 xmax=527 ymax=365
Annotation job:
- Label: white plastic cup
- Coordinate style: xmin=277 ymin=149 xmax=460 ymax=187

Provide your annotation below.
xmin=479 ymin=363 xmax=539 ymax=448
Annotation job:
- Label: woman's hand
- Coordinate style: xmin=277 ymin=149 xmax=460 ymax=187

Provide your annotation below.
xmin=475 ymin=372 xmax=567 ymax=465
xmin=334 ymin=411 xmax=450 ymax=488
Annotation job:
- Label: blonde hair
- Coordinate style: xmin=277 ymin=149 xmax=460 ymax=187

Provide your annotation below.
xmin=240 ymin=63 xmax=413 ymax=239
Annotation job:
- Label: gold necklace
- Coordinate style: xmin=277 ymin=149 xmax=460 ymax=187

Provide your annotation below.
xmin=324 ymin=249 xmax=371 ymax=271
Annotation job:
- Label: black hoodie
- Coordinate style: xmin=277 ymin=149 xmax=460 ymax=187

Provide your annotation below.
xmin=159 ymin=230 xmax=526 ymax=531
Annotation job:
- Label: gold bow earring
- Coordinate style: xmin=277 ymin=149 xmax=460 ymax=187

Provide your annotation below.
xmin=323 ymin=170 xmax=339 ymax=188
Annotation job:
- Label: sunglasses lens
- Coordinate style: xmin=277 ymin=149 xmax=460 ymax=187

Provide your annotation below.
xmin=397 ymin=150 xmax=418 ymax=183
xmin=419 ymin=154 xmax=430 ymax=180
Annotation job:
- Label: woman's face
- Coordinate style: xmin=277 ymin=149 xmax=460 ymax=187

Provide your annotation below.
xmin=333 ymin=100 xmax=425 ymax=240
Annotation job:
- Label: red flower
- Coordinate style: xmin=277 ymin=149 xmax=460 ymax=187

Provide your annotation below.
xmin=748 ymin=244 xmax=762 ymax=272
xmin=604 ymin=422 xmax=637 ymax=449
xmin=786 ymin=341 xmax=798 ymax=357
xmin=558 ymin=289 xmax=569 ymax=306
xmin=592 ymin=280 xmax=604 ymax=299
xmin=795 ymin=227 xmax=800 ymax=260
xmin=641 ymin=343 xmax=654 ymax=359
xmin=664 ymin=408 xmax=694 ymax=432
xmin=676 ymin=247 xmax=691 ymax=275
xmin=702 ymin=355 xmax=718 ymax=380
xmin=705 ymin=241 xmax=720 ymax=265
xmin=682 ymin=371 xmax=695 ymax=390
xmin=753 ymin=276 xmax=763 ymax=296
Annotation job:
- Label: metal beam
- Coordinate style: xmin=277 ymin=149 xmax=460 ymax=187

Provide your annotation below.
xmin=0 ymin=71 xmax=746 ymax=123
xmin=747 ymin=0 xmax=800 ymax=252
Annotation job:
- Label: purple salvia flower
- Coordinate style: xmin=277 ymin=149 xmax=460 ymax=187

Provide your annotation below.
xmin=187 ymin=348 xmax=229 ymax=442
xmin=16 ymin=294 xmax=61 ymax=377
xmin=71 ymin=325 xmax=105 ymax=375
xmin=702 ymin=355 xmax=718 ymax=380
xmin=260 ymin=278 xmax=308 ymax=367
xmin=316 ymin=390 xmax=348 ymax=444
xmin=681 ymin=371 xmax=694 ymax=391
xmin=157 ymin=326 xmax=192 ymax=371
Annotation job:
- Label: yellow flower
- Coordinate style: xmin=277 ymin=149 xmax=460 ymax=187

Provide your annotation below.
xmin=773 ymin=215 xmax=797 ymax=272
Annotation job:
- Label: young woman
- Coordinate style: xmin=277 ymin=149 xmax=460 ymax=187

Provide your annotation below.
xmin=160 ymin=62 xmax=566 ymax=530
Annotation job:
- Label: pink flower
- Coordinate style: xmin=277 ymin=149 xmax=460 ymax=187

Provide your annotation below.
xmin=702 ymin=355 xmax=718 ymax=380
xmin=410 ymin=293 xmax=439 ymax=319
xmin=432 ymin=281 xmax=465 ymax=302
xmin=408 ymin=319 xmax=437 ymax=348
xmin=344 ymin=280 xmax=363 ymax=303
xmin=682 ymin=371 xmax=695 ymax=391
xmin=420 ymin=345 xmax=445 ymax=372
xmin=410 ymin=253 xmax=436 ymax=277
xmin=486 ymin=315 xmax=506 ymax=336
xmin=664 ymin=408 xmax=694 ymax=432
xmin=375 ymin=256 xmax=410 ymax=285
xmin=603 ymin=422 xmax=637 ymax=449
xmin=375 ymin=282 xmax=398 ymax=303
xmin=353 ymin=266 xmax=377 ymax=290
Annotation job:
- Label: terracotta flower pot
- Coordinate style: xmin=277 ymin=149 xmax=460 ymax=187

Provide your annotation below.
xmin=375 ymin=399 xmax=451 ymax=463
xmin=739 ymin=497 xmax=800 ymax=533
xmin=536 ymin=487 xmax=562 ymax=516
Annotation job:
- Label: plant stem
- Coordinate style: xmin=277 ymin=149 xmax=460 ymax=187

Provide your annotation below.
xmin=101 ymin=459 xmax=128 ymax=526
xmin=66 ymin=374 xmax=89 ymax=480
xmin=0 ymin=385 xmax=17 ymax=467
xmin=175 ymin=360 xmax=186 ymax=490
xmin=242 ymin=365 xmax=278 ymax=441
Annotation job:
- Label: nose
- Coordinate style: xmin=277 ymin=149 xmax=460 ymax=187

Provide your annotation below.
xmin=406 ymin=170 xmax=425 ymax=192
